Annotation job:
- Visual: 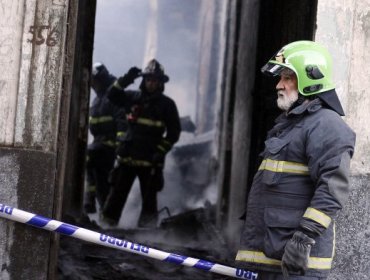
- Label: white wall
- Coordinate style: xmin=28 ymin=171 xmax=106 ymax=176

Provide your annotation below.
xmin=316 ymin=0 xmax=370 ymax=175
xmin=0 ymin=0 xmax=70 ymax=278
xmin=316 ymin=2 xmax=370 ymax=278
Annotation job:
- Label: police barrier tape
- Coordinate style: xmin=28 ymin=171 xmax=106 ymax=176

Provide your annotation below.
xmin=0 ymin=203 xmax=258 ymax=279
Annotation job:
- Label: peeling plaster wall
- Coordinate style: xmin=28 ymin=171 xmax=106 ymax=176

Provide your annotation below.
xmin=0 ymin=0 xmax=68 ymax=150
xmin=316 ymin=0 xmax=370 ymax=175
xmin=0 ymin=0 xmax=70 ymax=279
xmin=316 ymin=1 xmax=370 ymax=279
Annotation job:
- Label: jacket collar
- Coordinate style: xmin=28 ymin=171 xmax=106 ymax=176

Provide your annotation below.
xmin=287 ymin=89 xmax=345 ymax=117
xmin=287 ymin=98 xmax=322 ymax=116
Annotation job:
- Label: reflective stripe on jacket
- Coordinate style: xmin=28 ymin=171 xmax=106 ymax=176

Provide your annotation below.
xmin=236 ymin=99 xmax=356 ymax=277
xmin=107 ymin=82 xmax=181 ymax=165
xmin=89 ymin=76 xmax=126 ymax=148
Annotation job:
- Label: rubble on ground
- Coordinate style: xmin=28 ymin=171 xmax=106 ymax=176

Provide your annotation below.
xmin=58 ymin=205 xmax=236 ymax=280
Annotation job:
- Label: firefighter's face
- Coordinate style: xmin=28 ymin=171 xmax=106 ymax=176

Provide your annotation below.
xmin=275 ymin=69 xmax=299 ymax=111
xmin=145 ymin=76 xmax=161 ymax=93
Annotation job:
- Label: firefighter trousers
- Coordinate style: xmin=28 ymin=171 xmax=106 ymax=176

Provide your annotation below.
xmin=256 ymin=271 xmax=327 ymax=280
xmin=102 ymin=164 xmax=160 ymax=227
xmin=84 ymin=146 xmax=115 ymax=212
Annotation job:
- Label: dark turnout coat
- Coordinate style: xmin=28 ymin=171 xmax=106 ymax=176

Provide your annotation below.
xmin=107 ymin=80 xmax=181 ymax=167
xmin=236 ymin=98 xmax=356 ymax=277
xmin=89 ymin=74 xmax=126 ymax=149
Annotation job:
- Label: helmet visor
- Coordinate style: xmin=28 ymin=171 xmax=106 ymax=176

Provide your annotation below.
xmin=261 ymin=62 xmax=286 ymax=77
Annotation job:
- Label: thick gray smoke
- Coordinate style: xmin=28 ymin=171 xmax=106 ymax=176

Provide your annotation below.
xmin=91 ymin=0 xmax=219 ymax=229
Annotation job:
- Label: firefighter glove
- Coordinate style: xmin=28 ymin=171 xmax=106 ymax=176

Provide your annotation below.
xmin=281 ymin=231 xmax=315 ymax=279
xmin=118 ymin=67 xmax=142 ymax=88
xmin=126 ymin=66 xmax=142 ymax=81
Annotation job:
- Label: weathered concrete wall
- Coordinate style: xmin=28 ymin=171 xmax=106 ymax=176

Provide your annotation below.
xmin=316 ymin=1 xmax=370 ymax=279
xmin=332 ymin=175 xmax=370 ymax=280
xmin=0 ymin=0 xmax=68 ymax=150
xmin=0 ymin=0 xmax=71 ymax=279
xmin=316 ymin=0 xmax=370 ymax=175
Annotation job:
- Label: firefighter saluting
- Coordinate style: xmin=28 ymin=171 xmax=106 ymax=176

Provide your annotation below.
xmin=101 ymin=59 xmax=181 ymax=228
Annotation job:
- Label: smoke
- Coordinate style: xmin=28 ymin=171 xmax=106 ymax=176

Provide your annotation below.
xmin=93 ymin=0 xmax=149 ymax=76
xmin=91 ymin=0 xmax=220 ymax=229
xmin=93 ymin=0 xmax=201 ymax=118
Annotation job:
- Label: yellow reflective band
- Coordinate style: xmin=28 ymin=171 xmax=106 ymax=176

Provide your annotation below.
xmin=136 ymin=118 xmax=164 ymax=127
xmin=117 ymin=131 xmax=126 ymax=137
xmin=161 ymin=139 xmax=171 ymax=146
xmin=157 ymin=145 xmax=167 ymax=153
xmin=102 ymin=140 xmax=115 ymax=147
xmin=307 ymin=257 xmax=333 ymax=270
xmin=89 ymin=116 xmax=114 ymax=124
xmin=113 ymin=80 xmax=124 ymax=90
xmin=117 ymin=156 xmax=152 ymax=167
xmin=236 ymin=251 xmax=281 ymax=265
xmin=303 ymin=207 xmax=332 ymax=228
xmin=258 ymin=159 xmax=309 ymax=175
xmin=86 ymin=185 xmax=96 ymax=192
xmin=160 ymin=139 xmax=172 ymax=149
xmin=332 ymin=223 xmax=336 ymax=257
xmin=236 ymin=250 xmax=332 ymax=270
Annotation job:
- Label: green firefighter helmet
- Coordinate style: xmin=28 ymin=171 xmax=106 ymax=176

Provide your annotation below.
xmin=261 ymin=40 xmax=335 ymax=96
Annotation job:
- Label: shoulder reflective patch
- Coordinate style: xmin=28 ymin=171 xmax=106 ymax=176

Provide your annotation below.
xmin=258 ymin=159 xmax=309 ymax=175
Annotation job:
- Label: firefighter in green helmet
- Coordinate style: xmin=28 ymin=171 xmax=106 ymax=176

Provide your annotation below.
xmin=235 ymin=41 xmax=356 ymax=279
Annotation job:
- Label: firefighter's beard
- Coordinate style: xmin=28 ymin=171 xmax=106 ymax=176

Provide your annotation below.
xmin=276 ymin=90 xmax=299 ymax=111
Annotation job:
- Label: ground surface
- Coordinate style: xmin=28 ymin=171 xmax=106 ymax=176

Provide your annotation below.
xmin=57 ymin=208 xmax=237 ymax=280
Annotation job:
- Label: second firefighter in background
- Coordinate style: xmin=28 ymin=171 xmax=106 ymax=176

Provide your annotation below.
xmin=101 ymin=59 xmax=181 ymax=227
xmin=84 ymin=63 xmax=126 ymax=214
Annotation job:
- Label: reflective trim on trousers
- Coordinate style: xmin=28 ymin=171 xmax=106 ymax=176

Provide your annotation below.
xmin=117 ymin=156 xmax=152 ymax=167
xmin=235 ymin=250 xmax=332 ymax=270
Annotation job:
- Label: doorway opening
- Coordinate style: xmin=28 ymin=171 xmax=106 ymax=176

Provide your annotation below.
xmin=56 ymin=0 xmax=319 ymax=278
xmin=86 ymin=0 xmax=227 ymax=229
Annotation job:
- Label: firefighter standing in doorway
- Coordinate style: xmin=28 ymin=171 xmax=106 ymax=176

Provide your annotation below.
xmin=235 ymin=41 xmax=356 ymax=279
xmin=84 ymin=63 xmax=126 ymax=214
xmin=101 ymin=59 xmax=181 ymax=228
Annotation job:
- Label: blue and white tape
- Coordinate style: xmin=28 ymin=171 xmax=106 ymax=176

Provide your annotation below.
xmin=0 ymin=203 xmax=258 ymax=279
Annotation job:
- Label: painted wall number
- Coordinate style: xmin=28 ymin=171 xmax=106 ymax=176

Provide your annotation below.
xmin=27 ymin=25 xmax=58 ymax=47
